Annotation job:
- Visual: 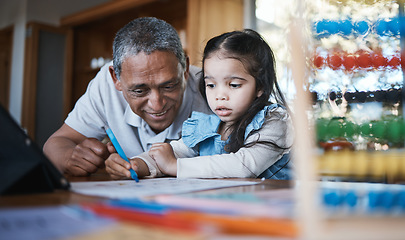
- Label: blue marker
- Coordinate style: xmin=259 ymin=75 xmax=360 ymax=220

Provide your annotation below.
xmin=106 ymin=128 xmax=139 ymax=182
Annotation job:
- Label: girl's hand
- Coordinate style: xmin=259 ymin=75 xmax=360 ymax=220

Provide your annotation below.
xmin=148 ymin=143 xmax=177 ymax=176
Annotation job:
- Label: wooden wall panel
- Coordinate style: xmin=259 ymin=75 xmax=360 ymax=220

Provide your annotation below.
xmin=187 ymin=0 xmax=244 ymax=66
xmin=22 ymin=23 xmax=70 ymax=141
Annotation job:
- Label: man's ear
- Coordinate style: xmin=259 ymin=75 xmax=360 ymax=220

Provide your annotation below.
xmin=109 ymin=66 xmax=122 ymax=91
xmin=184 ymin=56 xmax=190 ymax=82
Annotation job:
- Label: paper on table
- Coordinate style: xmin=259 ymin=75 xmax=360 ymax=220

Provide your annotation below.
xmin=70 ymin=178 xmax=259 ymax=199
xmin=0 ymin=205 xmax=115 ymax=240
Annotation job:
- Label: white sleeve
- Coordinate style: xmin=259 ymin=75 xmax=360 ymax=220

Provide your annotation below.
xmin=171 ymin=138 xmax=199 ymax=158
xmin=177 ymin=109 xmax=293 ymax=179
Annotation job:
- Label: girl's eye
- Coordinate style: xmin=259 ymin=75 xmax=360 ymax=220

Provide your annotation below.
xmin=230 ymin=83 xmax=242 ymax=88
xmin=206 ymin=83 xmax=215 ymax=88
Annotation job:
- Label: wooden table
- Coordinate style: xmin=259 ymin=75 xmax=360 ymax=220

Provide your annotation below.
xmin=0 ymin=170 xmax=295 ymax=240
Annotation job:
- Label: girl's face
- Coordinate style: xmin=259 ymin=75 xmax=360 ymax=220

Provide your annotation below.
xmin=203 ymin=52 xmax=262 ymax=127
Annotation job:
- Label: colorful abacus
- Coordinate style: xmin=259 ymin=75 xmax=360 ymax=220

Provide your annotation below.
xmin=310 ymin=11 xmax=404 ymax=182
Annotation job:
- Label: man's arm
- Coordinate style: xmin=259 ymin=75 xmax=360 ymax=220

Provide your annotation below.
xmin=43 ymin=123 xmax=110 ymax=176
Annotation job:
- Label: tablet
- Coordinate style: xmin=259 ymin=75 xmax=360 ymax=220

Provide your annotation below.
xmin=0 ymin=105 xmax=70 ymax=195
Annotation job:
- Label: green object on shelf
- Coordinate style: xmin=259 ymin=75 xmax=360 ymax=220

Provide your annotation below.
xmin=386 ymin=119 xmax=404 ymax=143
xmin=316 ymin=118 xmax=329 ymax=141
xmin=370 ymin=120 xmax=386 ymax=139
xmin=328 ymin=118 xmax=344 ymax=138
xmin=359 ymin=122 xmax=372 ymax=137
xmin=343 ymin=120 xmax=357 ymax=138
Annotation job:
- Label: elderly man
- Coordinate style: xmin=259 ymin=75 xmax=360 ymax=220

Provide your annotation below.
xmin=43 ymin=17 xmax=210 ymax=176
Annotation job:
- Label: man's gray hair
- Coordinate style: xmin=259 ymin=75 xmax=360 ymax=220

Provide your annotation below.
xmin=112 ymin=17 xmax=186 ymax=79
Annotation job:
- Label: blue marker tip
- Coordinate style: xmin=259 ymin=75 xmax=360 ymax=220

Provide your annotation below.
xmin=106 ymin=128 xmax=139 ymax=182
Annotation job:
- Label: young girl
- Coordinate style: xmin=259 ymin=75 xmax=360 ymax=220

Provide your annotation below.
xmin=107 ymin=29 xmax=294 ymax=179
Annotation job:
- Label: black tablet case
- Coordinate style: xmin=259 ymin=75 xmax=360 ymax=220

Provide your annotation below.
xmin=0 ymin=105 xmax=70 ymax=195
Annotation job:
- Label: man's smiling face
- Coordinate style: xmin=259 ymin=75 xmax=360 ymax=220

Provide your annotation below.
xmin=111 ymin=51 xmax=188 ymax=134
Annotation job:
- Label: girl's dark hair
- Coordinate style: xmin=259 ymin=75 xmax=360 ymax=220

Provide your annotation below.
xmin=199 ymin=29 xmax=288 ymax=153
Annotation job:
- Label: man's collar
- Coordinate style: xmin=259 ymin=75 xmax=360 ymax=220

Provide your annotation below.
xmin=124 ymin=105 xmax=142 ymax=127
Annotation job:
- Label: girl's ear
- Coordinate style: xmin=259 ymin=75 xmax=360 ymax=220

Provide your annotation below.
xmin=257 ymin=89 xmax=264 ymax=98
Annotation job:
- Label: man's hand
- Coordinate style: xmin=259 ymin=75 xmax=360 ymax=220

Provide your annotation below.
xmin=64 ymin=138 xmax=110 ymax=176
xmin=105 ymin=153 xmax=149 ymax=180
xmin=43 ymin=124 xmax=110 ymax=176
xmin=148 ymin=143 xmax=177 ymax=176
